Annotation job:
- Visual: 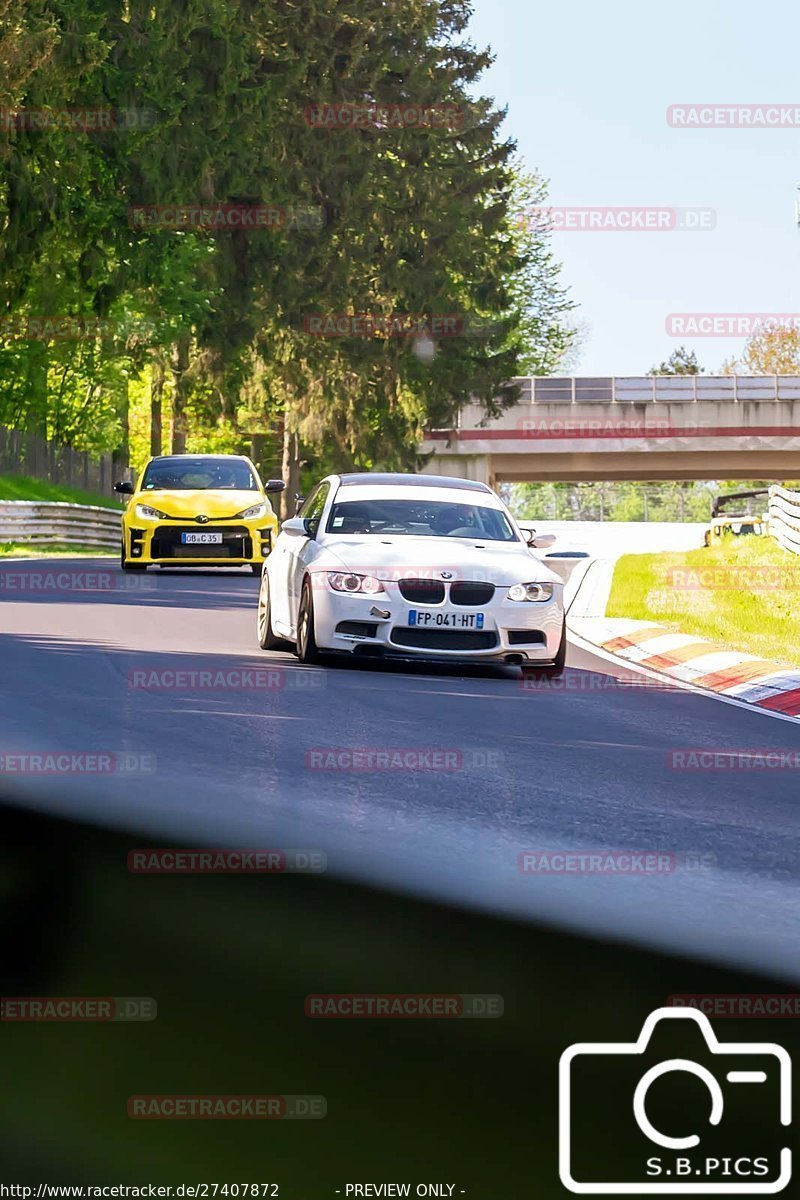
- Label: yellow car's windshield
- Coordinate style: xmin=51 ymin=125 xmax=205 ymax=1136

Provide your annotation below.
xmin=142 ymin=458 xmax=259 ymax=491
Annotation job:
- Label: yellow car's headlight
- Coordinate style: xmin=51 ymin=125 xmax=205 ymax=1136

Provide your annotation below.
xmin=237 ymin=502 xmax=268 ymax=520
xmin=135 ymin=503 xmax=168 ymax=520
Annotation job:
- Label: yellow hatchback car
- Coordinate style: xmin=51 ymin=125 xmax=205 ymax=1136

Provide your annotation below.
xmin=116 ymin=454 xmax=285 ymax=573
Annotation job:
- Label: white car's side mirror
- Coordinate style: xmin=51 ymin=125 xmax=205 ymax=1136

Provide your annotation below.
xmin=282 ymin=516 xmax=310 ymax=537
xmin=518 ymin=525 xmax=557 ymax=549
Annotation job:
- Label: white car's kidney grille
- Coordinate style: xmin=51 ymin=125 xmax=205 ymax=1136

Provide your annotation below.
xmin=396 ymin=579 xmax=496 ymax=605
xmin=397 ymin=579 xmax=446 ymax=604
xmin=449 ymin=581 xmax=495 ymax=606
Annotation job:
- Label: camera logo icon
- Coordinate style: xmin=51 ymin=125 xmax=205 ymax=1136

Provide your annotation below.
xmin=559 ymin=1006 xmax=791 ymax=1194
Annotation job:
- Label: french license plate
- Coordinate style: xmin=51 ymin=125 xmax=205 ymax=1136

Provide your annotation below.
xmin=181 ymin=531 xmax=223 ymax=544
xmin=408 ymin=610 xmax=484 ymax=629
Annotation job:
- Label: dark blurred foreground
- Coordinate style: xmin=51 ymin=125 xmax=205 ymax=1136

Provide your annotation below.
xmin=0 ymin=798 xmax=795 ymax=1195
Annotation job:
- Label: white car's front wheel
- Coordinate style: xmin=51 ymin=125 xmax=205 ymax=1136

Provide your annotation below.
xmin=296 ymin=578 xmax=322 ymax=664
xmin=257 ymin=572 xmax=286 ymax=650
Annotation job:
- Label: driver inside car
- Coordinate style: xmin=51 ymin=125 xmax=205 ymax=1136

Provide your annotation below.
xmin=432 ymin=504 xmax=476 ymax=535
xmin=215 ymin=468 xmax=237 ymax=489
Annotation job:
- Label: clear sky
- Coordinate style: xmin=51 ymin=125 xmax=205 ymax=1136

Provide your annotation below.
xmin=466 ymin=0 xmax=800 ymax=375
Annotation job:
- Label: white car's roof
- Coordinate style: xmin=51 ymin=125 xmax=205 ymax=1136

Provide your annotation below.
xmin=332 ymin=484 xmax=505 ymax=507
xmin=331 ymin=476 xmax=504 ymax=509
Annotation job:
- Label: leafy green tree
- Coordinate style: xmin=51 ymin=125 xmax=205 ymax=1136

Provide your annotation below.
xmin=648 ymin=346 xmax=703 ymax=375
xmin=1 ymin=0 xmax=577 ymax=497
xmin=505 ymin=166 xmax=575 ymax=375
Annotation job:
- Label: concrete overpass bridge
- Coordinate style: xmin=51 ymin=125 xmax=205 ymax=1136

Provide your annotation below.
xmin=421 ymin=375 xmax=800 ymax=486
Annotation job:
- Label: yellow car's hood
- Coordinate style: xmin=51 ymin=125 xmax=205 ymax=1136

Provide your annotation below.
xmin=137 ymin=489 xmax=268 ymax=520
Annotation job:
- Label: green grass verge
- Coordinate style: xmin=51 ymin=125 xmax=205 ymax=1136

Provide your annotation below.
xmin=0 ymin=542 xmax=114 ymax=558
xmin=607 ymin=533 xmax=800 ymax=669
xmin=0 ymin=473 xmax=121 ymax=508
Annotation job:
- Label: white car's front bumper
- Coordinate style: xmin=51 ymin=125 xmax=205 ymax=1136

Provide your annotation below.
xmin=309 ymin=576 xmax=564 ymax=663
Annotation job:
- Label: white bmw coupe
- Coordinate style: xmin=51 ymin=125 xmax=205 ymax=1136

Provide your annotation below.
xmin=257 ymin=473 xmax=566 ymax=676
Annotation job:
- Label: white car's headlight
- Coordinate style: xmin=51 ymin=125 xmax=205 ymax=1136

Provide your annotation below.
xmin=237 ymin=502 xmax=268 ymax=520
xmin=508 ymin=582 xmax=554 ymax=603
xmin=135 ymin=503 xmax=168 ymax=521
xmin=327 ymin=572 xmax=385 ymax=595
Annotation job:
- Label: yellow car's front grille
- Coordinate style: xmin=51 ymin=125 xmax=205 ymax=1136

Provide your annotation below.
xmin=150 ymin=525 xmax=253 ymax=559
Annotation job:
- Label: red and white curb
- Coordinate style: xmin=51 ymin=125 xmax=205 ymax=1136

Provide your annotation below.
xmin=569 ymin=616 xmax=800 ymax=719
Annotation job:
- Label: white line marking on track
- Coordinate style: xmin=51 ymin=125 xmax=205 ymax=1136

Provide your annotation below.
xmin=147 ymin=708 xmax=306 ymax=719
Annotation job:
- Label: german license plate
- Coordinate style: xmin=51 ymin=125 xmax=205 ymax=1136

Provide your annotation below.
xmin=181 ymin=531 xmax=223 ymax=544
xmin=408 ymin=610 xmax=484 ymax=629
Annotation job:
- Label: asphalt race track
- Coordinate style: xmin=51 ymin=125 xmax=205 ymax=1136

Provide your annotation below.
xmin=1 ymin=557 xmax=799 ymax=981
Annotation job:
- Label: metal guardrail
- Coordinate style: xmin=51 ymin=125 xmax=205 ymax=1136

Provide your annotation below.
xmin=514 ymin=375 xmax=800 ymax=404
xmin=0 ymin=501 xmax=121 ymax=549
xmin=768 ymin=485 xmax=800 ymax=556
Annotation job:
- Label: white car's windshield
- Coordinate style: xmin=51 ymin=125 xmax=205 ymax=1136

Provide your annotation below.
xmin=141 ymin=459 xmax=258 ymax=491
xmin=326 ymin=499 xmax=517 ymax=541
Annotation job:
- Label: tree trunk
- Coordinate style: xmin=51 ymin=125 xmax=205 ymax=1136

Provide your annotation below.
xmin=109 ymin=323 xmax=130 ymax=480
xmin=150 ymin=359 xmax=165 ymax=457
xmin=112 ymin=377 xmax=130 ymax=481
xmin=281 ymin=419 xmax=300 ymax=520
xmin=26 ymin=343 xmax=48 ymax=439
xmin=171 ymin=335 xmax=191 ymax=454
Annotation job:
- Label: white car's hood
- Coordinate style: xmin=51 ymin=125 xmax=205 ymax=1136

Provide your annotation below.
xmin=318 ymin=536 xmax=562 ymax=587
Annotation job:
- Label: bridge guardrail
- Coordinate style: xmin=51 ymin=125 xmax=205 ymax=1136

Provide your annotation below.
xmin=0 ymin=501 xmax=121 ymax=549
xmin=515 ymin=375 xmax=800 ymax=405
xmin=768 ymin=485 xmax=800 ymax=556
